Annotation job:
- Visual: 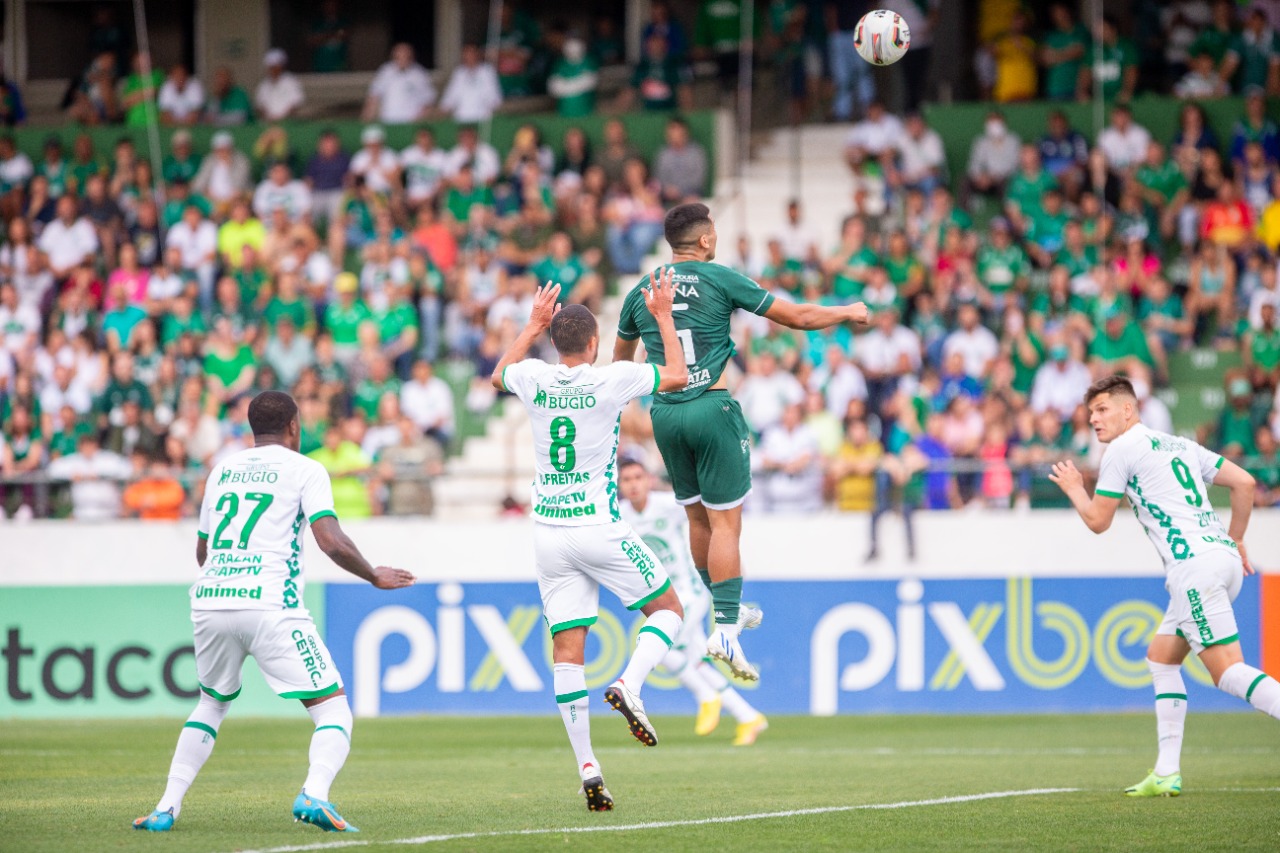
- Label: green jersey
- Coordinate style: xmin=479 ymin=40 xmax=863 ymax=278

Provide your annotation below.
xmin=1084 ymin=38 xmax=1138 ymax=101
xmin=976 ymin=243 xmax=1029 ymax=293
xmin=1251 ymin=327 xmax=1280 ymax=370
xmin=616 ymin=260 xmax=775 ymax=404
xmin=1043 ymin=25 xmax=1089 ymax=99
xmin=1005 ymin=170 xmax=1057 ymax=219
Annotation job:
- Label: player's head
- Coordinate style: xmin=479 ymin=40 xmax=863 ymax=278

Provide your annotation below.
xmin=549 ymin=303 xmax=599 ymax=363
xmin=248 ymin=390 xmax=301 ymax=450
xmin=1084 ymin=375 xmax=1140 ymax=443
xmin=664 ymin=202 xmax=717 ymax=259
xmin=618 ymin=458 xmax=652 ymax=506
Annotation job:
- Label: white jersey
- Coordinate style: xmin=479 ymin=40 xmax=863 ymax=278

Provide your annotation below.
xmin=399 ymin=145 xmax=450 ymax=201
xmin=1095 ymin=423 xmax=1237 ymax=573
xmin=195 ymin=443 xmax=336 ymax=613
xmin=503 ymin=359 xmax=659 ymax=526
xmin=621 ymin=491 xmax=707 ymax=608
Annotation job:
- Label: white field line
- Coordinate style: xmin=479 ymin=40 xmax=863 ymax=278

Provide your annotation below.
xmin=230 ymin=788 xmax=1079 ymax=853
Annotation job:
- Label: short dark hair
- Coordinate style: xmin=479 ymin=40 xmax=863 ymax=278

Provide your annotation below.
xmin=248 ymin=390 xmax=298 ymax=436
xmin=549 ymin=304 xmax=598 ymax=355
xmin=1084 ymin=375 xmax=1137 ymax=407
xmin=664 ymin=202 xmax=712 ymax=249
xmin=619 ymin=458 xmax=646 ymax=474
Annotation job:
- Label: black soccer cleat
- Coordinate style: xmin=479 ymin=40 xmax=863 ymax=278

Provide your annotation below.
xmin=581 ymin=775 xmax=614 ymax=812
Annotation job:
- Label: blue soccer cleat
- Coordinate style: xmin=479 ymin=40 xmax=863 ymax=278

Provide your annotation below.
xmin=132 ymin=808 xmax=175 ymax=832
xmin=293 ymin=791 xmax=360 ymax=832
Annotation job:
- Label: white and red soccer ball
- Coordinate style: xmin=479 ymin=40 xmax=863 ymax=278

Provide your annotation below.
xmin=854 ymin=9 xmax=911 ymax=66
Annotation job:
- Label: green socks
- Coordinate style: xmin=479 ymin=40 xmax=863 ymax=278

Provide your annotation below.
xmin=696 ymin=567 xmax=713 ymax=594
xmin=710 ymin=577 xmax=742 ymax=625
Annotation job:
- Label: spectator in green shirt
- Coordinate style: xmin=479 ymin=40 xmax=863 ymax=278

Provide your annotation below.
xmin=1244 ymin=301 xmax=1280 ymax=393
xmin=162 ymin=131 xmax=201 ymax=185
xmin=324 ymin=272 xmax=370 ymax=362
xmin=1215 ymin=375 xmax=1258 ymax=459
xmin=694 ymin=0 xmax=749 ymax=94
xmin=203 ymin=67 xmax=254 ymax=126
xmin=119 ymin=51 xmax=163 ymax=128
xmin=1004 ymin=144 xmax=1057 ymax=235
xmin=1138 ymin=276 xmax=1192 ymax=383
xmin=308 ymin=424 xmax=374 ymax=518
xmin=1249 ymin=426 xmax=1280 ymax=506
xmin=1040 ymin=3 xmax=1088 ymax=101
xmin=352 ymin=355 xmax=401 ymax=420
xmin=1078 ymin=15 xmax=1138 ymax=102
xmin=202 ymin=317 xmax=257 ymax=408
xmin=1189 ymin=0 xmax=1238 ymax=67
xmin=546 ymin=38 xmax=598 ymax=118
xmin=1089 ymin=309 xmax=1154 ymax=375
xmin=530 ymin=231 xmax=602 ymax=312
xmin=1221 ymin=8 xmax=1280 ymax=94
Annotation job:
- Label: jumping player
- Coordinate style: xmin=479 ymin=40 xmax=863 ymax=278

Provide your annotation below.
xmin=493 ymin=274 xmax=688 ymax=811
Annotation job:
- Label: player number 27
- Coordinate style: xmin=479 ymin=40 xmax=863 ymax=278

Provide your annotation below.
xmin=549 ymin=416 xmax=577 ymax=472
xmin=212 ymin=491 xmax=275 ymax=550
xmin=1170 ymin=458 xmax=1203 ymax=507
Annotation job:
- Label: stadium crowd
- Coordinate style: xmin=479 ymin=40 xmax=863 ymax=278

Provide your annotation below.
xmin=2 ymin=1 xmax=1280 ymax=523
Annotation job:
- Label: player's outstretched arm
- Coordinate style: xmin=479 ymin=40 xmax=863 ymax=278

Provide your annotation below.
xmin=764 ymin=298 xmax=871 ymax=331
xmin=1049 ymin=459 xmax=1121 ymax=533
xmin=644 ymin=266 xmax=689 ymax=392
xmin=1214 ymin=459 xmax=1257 ymax=575
xmin=311 ymin=515 xmax=415 ymax=589
xmin=491 ymin=281 xmax=560 ymax=391
xmin=613 ymin=335 xmax=640 ymax=362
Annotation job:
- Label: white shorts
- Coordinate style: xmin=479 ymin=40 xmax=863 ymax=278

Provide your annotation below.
xmin=534 ymin=521 xmax=672 ymax=634
xmin=1157 ymin=551 xmax=1245 ymax=654
xmin=192 ymin=609 xmax=343 ymax=701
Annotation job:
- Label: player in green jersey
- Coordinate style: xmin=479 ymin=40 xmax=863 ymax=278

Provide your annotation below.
xmin=614 ymin=202 xmax=870 ymax=680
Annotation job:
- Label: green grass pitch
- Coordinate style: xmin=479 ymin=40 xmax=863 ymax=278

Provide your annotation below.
xmin=2 ymin=712 xmax=1278 ymax=851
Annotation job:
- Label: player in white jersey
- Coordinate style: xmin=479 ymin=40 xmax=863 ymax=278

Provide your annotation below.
xmin=132 ymin=391 xmax=415 ymax=834
xmin=1051 ymin=375 xmax=1278 ymax=798
xmin=492 ymin=274 xmax=688 ymax=811
xmin=619 ymin=459 xmax=769 ymax=745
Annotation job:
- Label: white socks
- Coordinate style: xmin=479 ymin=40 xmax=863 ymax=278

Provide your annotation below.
xmin=1218 ymin=662 xmax=1280 ymax=718
xmin=618 ymin=609 xmax=682 ymax=695
xmin=157 ymin=693 xmax=230 ymax=817
xmin=303 ymin=695 xmax=353 ymax=802
xmin=1148 ymin=659 xmax=1186 ymax=776
xmin=554 ymin=663 xmax=598 ymax=779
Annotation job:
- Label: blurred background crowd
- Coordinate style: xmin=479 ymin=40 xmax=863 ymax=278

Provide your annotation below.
xmin=1 ymin=0 xmax=1279 ymax=523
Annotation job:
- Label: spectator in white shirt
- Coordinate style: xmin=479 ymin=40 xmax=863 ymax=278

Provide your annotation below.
xmin=810 ymin=344 xmax=868 ymax=419
xmin=38 ymin=363 xmax=92 ymax=416
xmin=349 ymin=125 xmax=401 ymax=195
xmin=446 ymin=124 xmax=501 ymax=185
xmin=37 ymin=195 xmax=98 ymax=279
xmin=439 ymin=43 xmax=503 ymax=124
xmin=845 ymin=100 xmax=905 ymax=169
xmin=255 ymin=48 xmax=305 ymax=121
xmin=192 ymin=131 xmax=251 ymax=212
xmin=964 ymin=110 xmax=1021 ymax=207
xmin=0 ymin=135 xmax=33 ymax=200
xmin=400 ymin=127 xmax=451 ymax=207
xmin=400 ymin=359 xmax=455 ymax=446
xmin=942 ymin=303 xmax=1000 ymax=379
xmin=157 ymin=64 xmax=204 ymax=126
xmin=858 ymin=306 xmax=923 ymax=410
xmin=895 ymin=112 xmax=946 ymax=194
xmin=164 ymin=203 xmax=218 ymax=307
xmin=774 ymin=198 xmax=819 ymax=264
xmin=363 ymin=42 xmax=436 ymax=124
xmin=1096 ymin=104 xmax=1152 ymax=175
xmin=0 ymin=282 xmax=39 ymax=353
xmin=755 ymin=403 xmax=824 ymax=513
xmin=1029 ymin=338 xmax=1092 ymax=419
xmin=738 ymin=351 xmax=806 ymax=435
xmin=253 ymin=162 xmax=312 ymax=222
xmin=47 ymin=432 xmax=133 ymax=521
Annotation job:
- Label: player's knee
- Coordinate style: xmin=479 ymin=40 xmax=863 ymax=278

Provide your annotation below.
xmin=194 ymin=692 xmax=231 ymax=723
xmin=1146 ymin=657 xmax=1183 ymax=674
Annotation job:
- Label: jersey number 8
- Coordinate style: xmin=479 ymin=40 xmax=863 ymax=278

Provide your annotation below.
xmin=549 ymin=416 xmax=577 ymax=473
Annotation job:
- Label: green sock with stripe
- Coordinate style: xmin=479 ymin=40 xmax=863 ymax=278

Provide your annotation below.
xmin=711 ymin=577 xmax=743 ymax=625
xmin=553 ymin=663 xmax=598 ymax=776
xmin=617 ymin=609 xmax=683 ymax=693
xmin=696 ymin=567 xmax=713 ymax=594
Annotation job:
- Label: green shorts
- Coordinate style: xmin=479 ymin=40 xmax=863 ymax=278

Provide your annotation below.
xmin=650 ymin=391 xmax=752 ymax=510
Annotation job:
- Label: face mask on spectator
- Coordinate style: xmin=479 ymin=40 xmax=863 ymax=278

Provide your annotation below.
xmin=1050 ymin=345 xmax=1069 ymax=363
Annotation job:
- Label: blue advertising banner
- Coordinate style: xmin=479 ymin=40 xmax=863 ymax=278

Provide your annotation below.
xmin=324 ymin=577 xmax=1260 ymax=716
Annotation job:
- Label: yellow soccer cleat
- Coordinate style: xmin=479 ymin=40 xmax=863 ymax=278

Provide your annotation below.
xmin=733 ymin=714 xmax=768 ymax=746
xmin=1124 ymin=770 xmax=1181 ymax=797
xmin=694 ymin=696 xmax=722 ymax=736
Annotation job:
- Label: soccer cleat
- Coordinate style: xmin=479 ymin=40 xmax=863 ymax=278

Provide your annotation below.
xmin=737 ymin=605 xmax=763 ymax=630
xmin=132 ymin=808 xmax=175 ymax=832
xmin=1124 ymin=770 xmax=1182 ymax=797
xmin=694 ymin=696 xmax=723 ymax=736
xmin=578 ymin=763 xmax=614 ymax=812
xmin=604 ymin=680 xmax=658 ymax=746
xmin=706 ymin=628 xmax=760 ymax=682
xmin=733 ymin=714 xmax=769 ymax=746
xmin=292 ymin=791 xmax=360 ymax=832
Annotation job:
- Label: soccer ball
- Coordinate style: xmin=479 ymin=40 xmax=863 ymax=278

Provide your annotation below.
xmin=854 ymin=10 xmax=911 ymax=66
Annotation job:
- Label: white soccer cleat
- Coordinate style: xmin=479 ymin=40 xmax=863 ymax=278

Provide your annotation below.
xmin=604 ymin=680 xmax=658 ymax=746
xmin=737 ymin=605 xmax=763 ymax=630
xmin=707 ymin=628 xmax=760 ymax=682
